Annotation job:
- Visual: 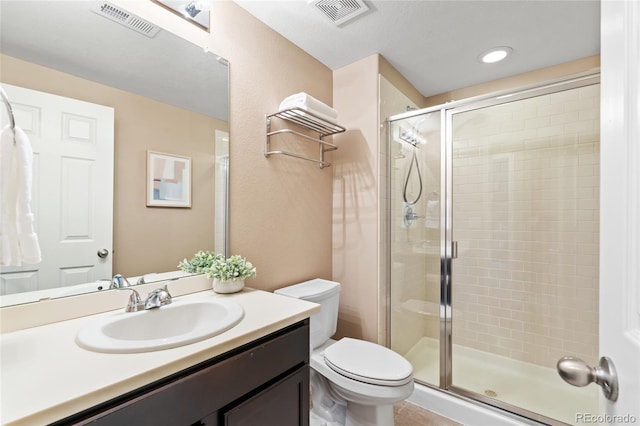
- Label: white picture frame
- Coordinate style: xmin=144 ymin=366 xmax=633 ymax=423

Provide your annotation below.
xmin=146 ymin=150 xmax=192 ymax=208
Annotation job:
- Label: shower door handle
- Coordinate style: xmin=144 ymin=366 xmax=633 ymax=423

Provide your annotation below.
xmin=452 ymin=241 xmax=458 ymax=259
xmin=557 ymin=356 xmax=618 ymax=401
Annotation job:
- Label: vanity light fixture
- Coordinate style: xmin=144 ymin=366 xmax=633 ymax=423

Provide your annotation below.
xmin=184 ymin=1 xmax=202 ymax=17
xmin=479 ymin=46 xmax=513 ymax=64
xmin=153 ymin=0 xmax=211 ymax=31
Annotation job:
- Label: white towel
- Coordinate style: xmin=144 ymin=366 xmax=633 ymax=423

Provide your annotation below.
xmin=0 ymin=125 xmax=42 ymax=266
xmin=279 ymin=92 xmax=339 ymax=124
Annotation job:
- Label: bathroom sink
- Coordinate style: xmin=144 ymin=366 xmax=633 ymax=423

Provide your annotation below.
xmin=76 ymin=298 xmax=244 ymax=353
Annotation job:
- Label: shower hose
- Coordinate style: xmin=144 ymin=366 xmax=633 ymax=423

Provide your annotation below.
xmin=403 ymin=148 xmax=423 ymax=206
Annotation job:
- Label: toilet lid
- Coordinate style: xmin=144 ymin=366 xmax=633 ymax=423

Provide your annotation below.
xmin=323 ymin=338 xmax=413 ymax=386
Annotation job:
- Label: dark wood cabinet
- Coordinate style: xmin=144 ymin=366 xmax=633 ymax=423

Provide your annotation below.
xmin=218 ymin=366 xmax=308 ymax=426
xmin=53 ymin=320 xmax=310 ymax=426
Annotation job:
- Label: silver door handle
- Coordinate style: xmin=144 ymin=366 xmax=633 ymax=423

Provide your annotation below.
xmin=97 ymin=249 xmax=109 ymax=258
xmin=557 ymin=356 xmax=618 ymax=401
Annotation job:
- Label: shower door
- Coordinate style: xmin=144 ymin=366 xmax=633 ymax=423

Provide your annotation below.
xmin=447 ymin=81 xmax=601 ymax=425
xmin=388 ymin=75 xmax=601 ymax=425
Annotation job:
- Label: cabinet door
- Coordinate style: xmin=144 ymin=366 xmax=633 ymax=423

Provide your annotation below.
xmin=224 ymin=366 xmax=309 ymax=426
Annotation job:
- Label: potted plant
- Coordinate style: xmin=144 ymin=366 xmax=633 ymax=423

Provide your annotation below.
xmin=178 ymin=250 xmax=225 ymax=274
xmin=205 ymin=255 xmax=256 ymax=294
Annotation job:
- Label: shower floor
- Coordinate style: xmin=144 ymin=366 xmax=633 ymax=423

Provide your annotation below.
xmin=404 ymin=337 xmax=598 ymax=425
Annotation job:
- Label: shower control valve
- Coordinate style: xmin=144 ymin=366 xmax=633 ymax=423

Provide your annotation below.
xmin=403 ymin=204 xmax=422 ymax=227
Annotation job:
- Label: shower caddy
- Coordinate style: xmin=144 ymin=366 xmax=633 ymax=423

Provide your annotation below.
xmin=265 ymin=107 xmax=345 ymax=169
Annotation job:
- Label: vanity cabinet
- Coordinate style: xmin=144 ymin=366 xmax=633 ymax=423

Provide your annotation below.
xmin=55 ymin=320 xmax=310 ymax=426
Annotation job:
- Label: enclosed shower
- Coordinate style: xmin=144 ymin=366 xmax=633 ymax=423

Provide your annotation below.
xmin=386 ymin=74 xmax=600 ymax=425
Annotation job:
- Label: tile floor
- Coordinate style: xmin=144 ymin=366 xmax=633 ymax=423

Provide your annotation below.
xmin=394 ymin=401 xmax=462 ymax=426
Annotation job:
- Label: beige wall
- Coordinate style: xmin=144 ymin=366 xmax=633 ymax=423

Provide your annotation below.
xmin=332 ymin=54 xmax=380 ymax=342
xmin=108 ymin=1 xmax=335 ymax=291
xmin=379 ymin=57 xmax=426 ymax=109
xmin=216 ymin=3 xmax=334 ymax=291
xmin=331 ymin=54 xmax=425 ymax=343
xmin=0 ymin=53 xmax=225 ymax=278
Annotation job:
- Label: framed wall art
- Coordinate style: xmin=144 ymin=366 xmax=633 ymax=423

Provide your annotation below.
xmin=146 ymin=150 xmax=192 ymax=208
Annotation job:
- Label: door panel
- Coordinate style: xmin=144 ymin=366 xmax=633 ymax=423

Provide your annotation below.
xmin=599 ymin=0 xmax=640 ymax=422
xmin=0 ymin=83 xmax=114 ymax=294
xmin=450 ymin=83 xmax=600 ymax=425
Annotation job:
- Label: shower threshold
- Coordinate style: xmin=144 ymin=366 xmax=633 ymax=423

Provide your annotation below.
xmin=404 ymin=337 xmax=598 ymax=425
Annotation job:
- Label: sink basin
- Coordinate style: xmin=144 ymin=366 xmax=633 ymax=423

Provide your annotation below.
xmin=76 ymin=298 xmax=244 ymax=353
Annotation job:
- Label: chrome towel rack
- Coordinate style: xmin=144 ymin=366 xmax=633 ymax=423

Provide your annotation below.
xmin=265 ymin=107 xmax=345 ymax=169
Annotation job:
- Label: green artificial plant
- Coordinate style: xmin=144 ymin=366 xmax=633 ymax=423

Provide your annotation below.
xmin=205 ymin=255 xmax=257 ymax=281
xmin=178 ymin=250 xmax=225 ymax=274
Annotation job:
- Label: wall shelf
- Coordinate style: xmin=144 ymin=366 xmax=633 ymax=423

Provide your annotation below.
xmin=265 ymin=107 xmax=345 ymax=169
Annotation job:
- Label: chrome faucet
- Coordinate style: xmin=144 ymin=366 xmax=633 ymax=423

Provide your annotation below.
xmin=110 ymin=274 xmax=132 ymax=289
xmin=118 ymin=287 xmax=144 ymax=312
xmin=144 ymin=285 xmax=172 ymax=310
xmin=116 ymin=280 xmax=173 ymax=312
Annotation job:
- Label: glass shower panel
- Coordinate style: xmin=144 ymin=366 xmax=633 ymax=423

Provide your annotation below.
xmin=450 ymin=84 xmax=600 ymax=424
xmin=389 ymin=111 xmax=442 ymax=387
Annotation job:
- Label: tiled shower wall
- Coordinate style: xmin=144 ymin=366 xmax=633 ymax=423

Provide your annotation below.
xmin=451 ymin=84 xmax=600 ymax=368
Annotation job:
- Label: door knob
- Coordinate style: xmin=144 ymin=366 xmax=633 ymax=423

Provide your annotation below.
xmin=557 ymin=356 xmax=618 ymax=401
xmin=97 ymin=248 xmax=109 ymax=258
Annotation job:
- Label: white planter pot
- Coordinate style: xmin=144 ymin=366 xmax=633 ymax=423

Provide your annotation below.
xmin=212 ymin=278 xmax=245 ymax=294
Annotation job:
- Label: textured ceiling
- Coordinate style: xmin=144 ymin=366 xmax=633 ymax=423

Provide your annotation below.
xmin=233 ymin=0 xmax=601 ymax=97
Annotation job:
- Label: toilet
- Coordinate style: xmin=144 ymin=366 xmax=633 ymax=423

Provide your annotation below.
xmin=275 ymin=279 xmax=414 ymax=426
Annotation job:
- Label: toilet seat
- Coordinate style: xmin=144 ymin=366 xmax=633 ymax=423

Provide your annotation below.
xmin=323 ymin=338 xmax=413 ymax=386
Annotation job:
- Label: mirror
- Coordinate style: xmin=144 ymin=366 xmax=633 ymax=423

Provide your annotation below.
xmin=0 ymin=1 xmax=229 ymax=306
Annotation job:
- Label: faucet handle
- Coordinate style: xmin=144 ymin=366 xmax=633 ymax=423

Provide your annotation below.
xmin=118 ymin=287 xmax=144 ymax=312
xmin=155 ymin=284 xmax=172 ymax=304
xmin=110 ymin=274 xmax=133 ymax=289
xmin=144 ymin=284 xmax=172 ymax=309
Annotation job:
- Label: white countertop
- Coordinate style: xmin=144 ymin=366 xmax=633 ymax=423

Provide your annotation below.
xmin=0 ymin=288 xmax=320 ymax=425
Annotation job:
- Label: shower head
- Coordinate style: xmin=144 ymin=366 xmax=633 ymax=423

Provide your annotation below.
xmin=399 ymin=127 xmax=426 ymax=146
xmin=398 ymin=112 xmax=434 ymax=147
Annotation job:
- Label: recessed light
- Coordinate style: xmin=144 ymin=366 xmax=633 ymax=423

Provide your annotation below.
xmin=479 ymin=46 xmax=513 ymax=64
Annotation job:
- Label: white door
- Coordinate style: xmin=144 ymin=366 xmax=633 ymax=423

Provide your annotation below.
xmin=0 ymin=83 xmax=114 ymax=294
xmin=599 ymin=0 xmax=640 ymax=422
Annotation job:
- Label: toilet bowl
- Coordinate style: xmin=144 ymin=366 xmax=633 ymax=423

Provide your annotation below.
xmin=275 ymin=279 xmax=414 ymax=426
xmin=312 ymin=339 xmax=414 ymax=425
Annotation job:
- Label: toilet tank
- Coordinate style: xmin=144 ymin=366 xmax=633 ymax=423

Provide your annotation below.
xmin=274 ymin=279 xmax=340 ymax=349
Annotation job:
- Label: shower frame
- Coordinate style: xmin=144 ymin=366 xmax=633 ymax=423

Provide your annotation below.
xmin=386 ymin=71 xmax=601 ymax=426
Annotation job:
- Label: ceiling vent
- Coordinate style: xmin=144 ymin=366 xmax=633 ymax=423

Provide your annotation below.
xmin=310 ymin=0 xmax=370 ymax=26
xmin=92 ymin=2 xmax=161 ymax=38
